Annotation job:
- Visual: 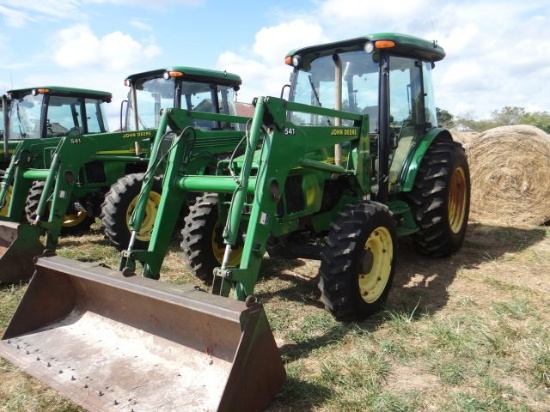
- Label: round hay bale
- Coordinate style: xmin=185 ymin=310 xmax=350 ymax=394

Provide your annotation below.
xmin=450 ymin=129 xmax=479 ymax=147
xmin=466 ymin=125 xmax=550 ymax=226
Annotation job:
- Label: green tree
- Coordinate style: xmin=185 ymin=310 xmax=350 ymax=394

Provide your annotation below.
xmin=456 ymin=107 xmax=550 ymax=133
xmin=520 ymin=111 xmax=550 ymax=133
xmin=491 ymin=106 xmax=526 ymax=125
xmin=436 ymin=107 xmax=454 ymax=128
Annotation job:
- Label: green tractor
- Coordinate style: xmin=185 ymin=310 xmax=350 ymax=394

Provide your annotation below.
xmin=0 ymin=86 xmax=112 ymax=219
xmin=0 ymin=33 xmax=470 ymax=411
xmin=1 ymin=86 xmax=113 ymax=229
xmin=101 ymin=66 xmax=244 ymax=249
xmin=0 ymin=67 xmax=244 ymax=283
xmin=120 ymin=33 xmax=470 ymax=321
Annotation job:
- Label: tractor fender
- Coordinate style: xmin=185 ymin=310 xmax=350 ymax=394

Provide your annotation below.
xmin=401 ymin=127 xmax=453 ymax=192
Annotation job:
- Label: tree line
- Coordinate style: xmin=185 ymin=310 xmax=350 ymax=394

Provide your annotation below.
xmin=436 ymin=107 xmax=550 ymax=133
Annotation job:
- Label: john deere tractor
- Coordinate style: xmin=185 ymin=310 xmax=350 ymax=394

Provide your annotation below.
xmin=0 ymin=86 xmax=112 ymax=222
xmin=101 ymin=66 xmax=244 ymax=249
xmin=117 ymin=33 xmax=470 ymax=323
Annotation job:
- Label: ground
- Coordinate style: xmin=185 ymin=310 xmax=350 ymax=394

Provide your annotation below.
xmin=0 ymin=220 xmax=549 ymax=411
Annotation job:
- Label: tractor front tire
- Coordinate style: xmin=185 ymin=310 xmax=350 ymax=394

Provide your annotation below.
xmin=407 ymin=136 xmax=470 ymax=257
xmin=25 ymin=181 xmax=94 ymax=236
xmin=318 ymin=201 xmax=397 ymax=322
xmin=181 ymin=193 xmax=243 ymax=285
xmin=101 ymin=173 xmax=162 ymax=250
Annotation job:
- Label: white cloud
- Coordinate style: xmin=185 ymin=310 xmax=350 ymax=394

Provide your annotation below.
xmin=316 ymin=0 xmax=435 ymax=37
xmin=218 ymin=0 xmax=550 ymax=120
xmin=0 ymin=0 xmax=202 ymax=28
xmin=52 ymin=24 xmax=161 ymax=72
xmin=252 ymin=20 xmax=327 ymax=65
xmin=318 ymin=0 xmax=432 ymax=21
xmin=82 ymin=0 xmax=203 ymax=7
xmin=215 ymin=19 xmax=328 ymax=103
xmin=46 ymin=24 xmax=162 ymax=129
xmin=129 ymin=19 xmax=153 ymax=31
xmin=0 ymin=0 xmax=83 ymax=26
xmin=217 ymin=51 xmax=291 ymax=104
xmin=427 ymin=0 xmax=550 ymax=117
xmin=0 ymin=5 xmax=34 ymax=27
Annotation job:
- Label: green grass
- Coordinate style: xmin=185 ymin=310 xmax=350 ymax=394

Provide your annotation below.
xmin=1 ymin=222 xmax=550 ymax=411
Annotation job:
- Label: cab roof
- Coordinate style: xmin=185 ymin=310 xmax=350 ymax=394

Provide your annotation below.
xmin=6 ymin=86 xmax=112 ymax=102
xmin=286 ymin=32 xmax=445 ymax=64
xmin=125 ymin=66 xmax=242 ymax=88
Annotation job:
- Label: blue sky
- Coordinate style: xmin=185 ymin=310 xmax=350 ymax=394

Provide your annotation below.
xmin=1 ymin=0 xmax=549 ymax=129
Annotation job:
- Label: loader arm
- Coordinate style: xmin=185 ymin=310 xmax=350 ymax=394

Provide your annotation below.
xmin=121 ymin=109 xmax=250 ymax=275
xmin=0 ymin=130 xmax=157 ymax=283
xmin=0 ymin=137 xmax=63 ymax=221
xmin=121 ymin=96 xmax=370 ymax=301
xmin=32 ymin=130 xmax=156 ymax=249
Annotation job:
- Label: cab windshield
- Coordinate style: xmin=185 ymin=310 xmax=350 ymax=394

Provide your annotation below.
xmin=8 ymin=92 xmax=109 ymax=140
xmin=9 ymin=93 xmax=43 ymax=139
xmin=290 ymin=50 xmax=380 ymax=132
xmin=290 ymin=49 xmax=437 ymax=135
xmin=126 ymin=76 xmax=238 ymax=131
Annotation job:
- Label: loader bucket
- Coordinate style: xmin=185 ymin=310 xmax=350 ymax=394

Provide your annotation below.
xmin=0 ymin=222 xmax=45 ymax=283
xmin=0 ymin=255 xmax=285 ymax=412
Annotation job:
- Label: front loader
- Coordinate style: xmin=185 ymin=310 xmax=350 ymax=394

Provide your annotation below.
xmin=0 ymin=33 xmax=469 ymax=410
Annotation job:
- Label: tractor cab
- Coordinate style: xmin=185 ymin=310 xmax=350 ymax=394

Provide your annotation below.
xmin=284 ymin=33 xmax=445 ymax=200
xmin=1 ymin=86 xmax=111 ymax=169
xmin=4 ymin=86 xmax=111 ymax=140
xmin=123 ymin=66 xmax=242 ymax=132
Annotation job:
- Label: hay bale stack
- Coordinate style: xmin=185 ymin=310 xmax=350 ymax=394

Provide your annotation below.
xmin=466 ymin=125 xmax=550 ymax=226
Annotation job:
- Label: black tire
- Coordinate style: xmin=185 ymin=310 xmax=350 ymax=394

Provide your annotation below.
xmin=181 ymin=193 xmax=243 ymax=285
xmin=25 ymin=181 xmax=94 ymax=236
xmin=318 ymin=201 xmax=397 ymax=322
xmin=407 ymin=136 xmax=470 ymax=257
xmin=101 ymin=173 xmax=162 ymax=250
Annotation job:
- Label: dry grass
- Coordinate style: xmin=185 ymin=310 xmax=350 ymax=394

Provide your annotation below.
xmin=1 ymin=221 xmax=550 ymax=411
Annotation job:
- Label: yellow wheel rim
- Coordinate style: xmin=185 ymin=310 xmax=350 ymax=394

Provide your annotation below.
xmin=448 ymin=166 xmax=467 ymax=234
xmin=211 ymin=220 xmax=243 ymax=266
xmin=126 ymin=191 xmax=162 ymax=241
xmin=44 ymin=198 xmax=88 ymax=228
xmin=358 ymin=226 xmax=393 ymax=303
xmin=0 ymin=185 xmax=13 ymax=217
xmin=63 ymin=210 xmax=88 ymax=227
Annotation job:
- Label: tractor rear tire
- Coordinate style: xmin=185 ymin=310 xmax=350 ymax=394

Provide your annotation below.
xmin=101 ymin=173 xmax=162 ymax=251
xmin=407 ymin=136 xmax=470 ymax=257
xmin=181 ymin=193 xmax=243 ymax=286
xmin=25 ymin=181 xmax=94 ymax=236
xmin=318 ymin=201 xmax=397 ymax=322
